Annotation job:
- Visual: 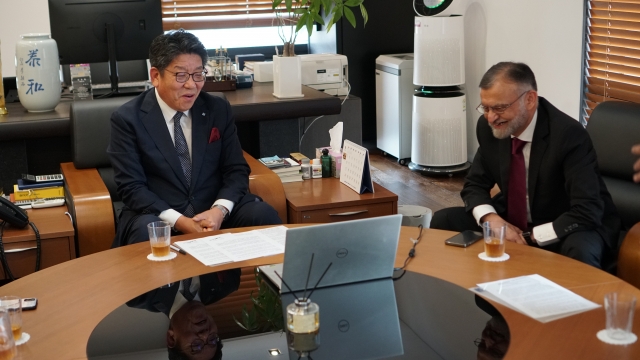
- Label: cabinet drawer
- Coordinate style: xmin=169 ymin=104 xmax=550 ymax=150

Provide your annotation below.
xmin=0 ymin=237 xmax=73 ymax=279
xmin=293 ymin=202 xmax=394 ymax=223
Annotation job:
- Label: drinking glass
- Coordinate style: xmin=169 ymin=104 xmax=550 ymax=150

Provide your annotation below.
xmin=147 ymin=221 xmax=171 ymax=258
xmin=0 ymin=307 xmax=16 ymax=359
xmin=605 ymin=292 xmax=636 ymax=340
xmin=0 ymin=297 xmax=21 ymax=342
xmin=482 ymin=221 xmax=506 ymax=258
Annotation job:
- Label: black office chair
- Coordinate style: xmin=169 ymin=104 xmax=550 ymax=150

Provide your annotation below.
xmin=586 ymin=100 xmax=640 ymax=283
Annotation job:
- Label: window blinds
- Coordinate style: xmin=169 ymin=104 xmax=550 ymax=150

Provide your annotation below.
xmin=584 ymin=0 xmax=640 ymax=121
xmin=162 ymin=0 xmax=290 ymax=31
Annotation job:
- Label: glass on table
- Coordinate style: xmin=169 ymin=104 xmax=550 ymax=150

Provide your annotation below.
xmin=0 ymin=306 xmax=16 ymax=359
xmin=605 ymin=292 xmax=636 ymax=341
xmin=482 ymin=221 xmax=506 ymax=258
xmin=147 ymin=221 xmax=171 ymax=258
xmin=0 ymin=297 xmax=21 ymax=343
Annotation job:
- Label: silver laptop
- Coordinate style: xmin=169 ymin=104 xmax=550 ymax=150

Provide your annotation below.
xmin=280 ymin=214 xmax=402 ymax=293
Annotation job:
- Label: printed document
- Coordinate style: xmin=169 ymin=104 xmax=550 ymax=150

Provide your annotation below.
xmin=471 ymin=274 xmax=600 ymax=323
xmin=174 ymin=226 xmax=288 ymax=266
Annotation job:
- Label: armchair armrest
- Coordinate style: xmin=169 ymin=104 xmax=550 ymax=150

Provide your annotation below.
xmin=617 ymin=222 xmax=640 ymax=289
xmin=243 ymin=151 xmax=287 ymax=224
xmin=61 ymin=162 xmax=115 ymax=257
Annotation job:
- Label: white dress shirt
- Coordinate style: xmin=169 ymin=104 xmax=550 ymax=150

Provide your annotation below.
xmin=471 ymin=110 xmax=558 ymax=242
xmin=155 ymin=89 xmax=234 ymax=226
xmin=169 ymin=276 xmax=201 ymax=319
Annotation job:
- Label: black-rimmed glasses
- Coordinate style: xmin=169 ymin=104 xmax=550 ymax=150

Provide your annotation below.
xmin=165 ymin=69 xmax=208 ymax=83
xmin=476 ymin=90 xmax=529 ymax=115
xmin=191 ymin=334 xmax=220 ymax=354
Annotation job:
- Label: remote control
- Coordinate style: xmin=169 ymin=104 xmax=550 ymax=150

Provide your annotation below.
xmin=31 ymin=198 xmax=65 ymax=209
xmin=21 ymin=174 xmax=64 ymax=184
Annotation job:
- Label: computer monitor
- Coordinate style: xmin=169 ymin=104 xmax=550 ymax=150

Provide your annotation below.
xmin=48 ymin=0 xmax=163 ymax=96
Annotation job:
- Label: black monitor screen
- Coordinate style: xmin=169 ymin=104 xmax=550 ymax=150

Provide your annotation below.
xmin=49 ymin=0 xmax=163 ymax=65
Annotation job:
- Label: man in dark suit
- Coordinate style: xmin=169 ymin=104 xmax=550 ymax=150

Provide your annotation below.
xmin=108 ymin=30 xmax=281 ymax=246
xmin=431 ymin=62 xmax=620 ymax=268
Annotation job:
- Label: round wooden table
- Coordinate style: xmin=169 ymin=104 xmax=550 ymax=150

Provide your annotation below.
xmin=1 ymin=225 xmax=639 ymax=359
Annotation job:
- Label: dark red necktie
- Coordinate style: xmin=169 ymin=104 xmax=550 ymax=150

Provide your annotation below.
xmin=507 ymin=138 xmax=528 ymax=231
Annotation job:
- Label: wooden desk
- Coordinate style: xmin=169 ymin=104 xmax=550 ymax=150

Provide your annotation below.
xmin=283 ymin=178 xmax=398 ymax=223
xmin=0 ymin=206 xmax=75 ymax=279
xmin=0 ymin=226 xmax=638 ymax=359
xmin=0 ymin=83 xmax=341 ymax=142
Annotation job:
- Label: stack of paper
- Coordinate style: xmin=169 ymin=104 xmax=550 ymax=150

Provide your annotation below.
xmin=174 ymin=226 xmax=287 ymax=267
xmin=471 ymin=274 xmax=601 ymax=323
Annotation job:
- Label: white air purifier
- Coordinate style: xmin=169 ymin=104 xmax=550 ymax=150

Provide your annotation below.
xmin=408 ymin=14 xmax=470 ymax=174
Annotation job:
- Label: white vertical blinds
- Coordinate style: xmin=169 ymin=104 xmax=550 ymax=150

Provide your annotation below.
xmin=162 ymin=0 xmax=290 ymax=31
xmin=584 ymin=0 xmax=640 ymax=121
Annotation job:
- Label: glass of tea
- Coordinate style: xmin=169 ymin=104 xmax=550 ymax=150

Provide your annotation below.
xmin=482 ymin=221 xmax=506 ymax=258
xmin=0 ymin=307 xmax=15 ymax=359
xmin=0 ymin=297 xmax=21 ymax=344
xmin=147 ymin=221 xmax=171 ymax=258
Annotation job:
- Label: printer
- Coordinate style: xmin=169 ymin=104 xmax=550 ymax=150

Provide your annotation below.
xmin=299 ymin=54 xmax=349 ymax=96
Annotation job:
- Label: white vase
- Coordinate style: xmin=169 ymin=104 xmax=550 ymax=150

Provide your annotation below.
xmin=272 ymin=55 xmax=304 ymax=99
xmin=15 ymin=33 xmax=61 ymax=112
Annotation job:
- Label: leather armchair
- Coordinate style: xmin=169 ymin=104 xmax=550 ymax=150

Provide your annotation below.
xmin=586 ymin=100 xmax=640 ymax=286
xmin=61 ymin=94 xmax=287 ymax=257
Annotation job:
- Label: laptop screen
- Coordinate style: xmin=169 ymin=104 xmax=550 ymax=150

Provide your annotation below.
xmin=281 ymin=214 xmax=402 ymax=293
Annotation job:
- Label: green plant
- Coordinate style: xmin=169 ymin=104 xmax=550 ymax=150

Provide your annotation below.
xmin=234 ymin=270 xmax=284 ymax=332
xmin=272 ymin=0 xmax=369 ymax=56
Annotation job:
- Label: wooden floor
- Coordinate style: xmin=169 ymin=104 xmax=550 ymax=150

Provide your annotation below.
xmin=368 ymin=150 xmax=466 ymax=212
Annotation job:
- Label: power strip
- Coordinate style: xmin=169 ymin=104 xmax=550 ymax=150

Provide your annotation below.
xmin=31 ymin=198 xmax=65 ymax=209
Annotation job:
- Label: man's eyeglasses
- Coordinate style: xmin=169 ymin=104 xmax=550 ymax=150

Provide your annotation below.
xmin=165 ymin=69 xmax=208 ymax=83
xmin=476 ymin=90 xmax=529 ymax=115
xmin=191 ymin=334 xmax=220 ymax=354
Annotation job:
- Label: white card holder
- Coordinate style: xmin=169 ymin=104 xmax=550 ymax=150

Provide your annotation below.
xmin=340 ymin=140 xmax=374 ymax=194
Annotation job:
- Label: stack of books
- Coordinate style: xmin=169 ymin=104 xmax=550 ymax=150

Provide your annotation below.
xmin=259 ymin=156 xmax=302 ymax=183
xmin=11 ymin=180 xmax=65 ymax=207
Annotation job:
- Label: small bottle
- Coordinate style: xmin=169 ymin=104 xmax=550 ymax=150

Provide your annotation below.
xmin=286 ymin=298 xmax=320 ymax=334
xmin=301 ymin=158 xmax=311 ymax=180
xmin=320 ymin=149 xmax=331 ymax=178
xmin=311 ymin=159 xmax=322 ymax=179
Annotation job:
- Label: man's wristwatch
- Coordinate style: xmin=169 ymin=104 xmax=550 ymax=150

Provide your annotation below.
xmin=211 ymin=204 xmax=229 ymax=221
xmin=522 ymin=231 xmax=534 ymax=246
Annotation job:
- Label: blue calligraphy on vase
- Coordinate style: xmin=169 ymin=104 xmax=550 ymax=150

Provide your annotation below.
xmin=19 ymin=49 xmax=45 ymax=95
xmin=26 ymin=50 xmax=41 ymax=67
xmin=26 ymin=79 xmax=44 ymax=94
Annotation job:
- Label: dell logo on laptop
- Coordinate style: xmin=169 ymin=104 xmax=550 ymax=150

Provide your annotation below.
xmin=336 ymin=248 xmax=348 ymax=258
xmin=338 ymin=320 xmax=350 ymax=332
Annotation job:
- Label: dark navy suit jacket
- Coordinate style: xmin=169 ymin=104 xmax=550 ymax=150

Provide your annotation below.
xmin=108 ymin=89 xmax=252 ymax=247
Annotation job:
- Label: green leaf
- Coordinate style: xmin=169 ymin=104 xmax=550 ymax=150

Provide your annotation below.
xmin=306 ymin=13 xmax=314 ymax=35
xmin=272 ymin=0 xmax=283 ymax=10
xmin=285 ymin=0 xmax=293 ymax=12
xmin=321 ymin=0 xmax=333 ymax=12
xmin=345 ymin=0 xmax=362 ymax=6
xmin=294 ymin=8 xmax=306 ymax=14
xmin=360 ymin=4 xmax=368 ymax=26
xmin=343 ymin=6 xmax=356 ymax=28
xmin=326 ymin=17 xmax=336 ymax=32
xmin=296 ymin=12 xmax=308 ymax=33
xmin=312 ymin=12 xmax=325 ymax=25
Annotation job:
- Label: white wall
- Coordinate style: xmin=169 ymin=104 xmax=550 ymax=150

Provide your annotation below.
xmin=0 ymin=0 xmax=51 ymax=77
xmin=456 ymin=0 xmax=585 ymax=160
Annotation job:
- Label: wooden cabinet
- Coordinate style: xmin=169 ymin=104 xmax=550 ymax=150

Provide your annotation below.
xmin=0 ymin=206 xmax=75 ymax=279
xmin=282 ymin=178 xmax=398 ymax=224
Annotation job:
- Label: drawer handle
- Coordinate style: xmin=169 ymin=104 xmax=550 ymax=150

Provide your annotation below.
xmin=329 ymin=210 xmax=368 ymax=216
xmin=4 ymin=247 xmax=37 ymax=253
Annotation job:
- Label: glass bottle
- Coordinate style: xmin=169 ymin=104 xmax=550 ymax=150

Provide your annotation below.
xmin=321 ymin=149 xmax=331 ymax=178
xmin=286 ymin=298 xmax=319 ymax=334
xmin=0 ymin=40 xmax=7 ymax=115
xmin=301 ymin=158 xmax=311 ymax=180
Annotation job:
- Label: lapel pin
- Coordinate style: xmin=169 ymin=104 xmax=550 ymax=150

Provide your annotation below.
xmin=202 ymin=113 xmax=205 ymax=116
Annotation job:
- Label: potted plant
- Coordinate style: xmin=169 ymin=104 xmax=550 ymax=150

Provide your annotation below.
xmin=273 ymin=0 xmax=369 ymax=57
xmin=271 ymin=0 xmax=368 ymax=98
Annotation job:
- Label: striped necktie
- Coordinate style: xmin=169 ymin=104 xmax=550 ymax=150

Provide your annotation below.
xmin=173 ymin=111 xmax=195 ymax=218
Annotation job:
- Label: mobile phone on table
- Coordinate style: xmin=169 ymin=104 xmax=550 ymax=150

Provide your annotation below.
xmin=444 ymin=230 xmax=483 ymax=248
xmin=21 ymin=298 xmax=37 ymax=311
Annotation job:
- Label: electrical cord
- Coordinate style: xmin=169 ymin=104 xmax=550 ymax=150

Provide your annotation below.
xmin=0 ymin=220 xmax=41 ymax=281
xmin=298 ymin=80 xmax=352 ymax=152
xmin=393 ymin=224 xmax=423 ymax=281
